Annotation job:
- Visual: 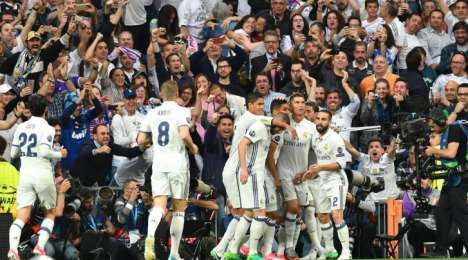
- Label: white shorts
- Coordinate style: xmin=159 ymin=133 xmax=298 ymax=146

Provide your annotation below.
xmin=264 ymin=174 xmax=278 ymax=212
xmin=281 ymin=177 xmax=309 ymax=206
xmin=312 ymin=179 xmax=348 ymax=213
xmin=151 ymin=170 xmax=189 ymax=200
xmin=307 ymin=178 xmax=322 ymax=206
xmin=17 ymin=169 xmax=56 ymax=210
xmin=228 ymin=169 xmax=266 ymax=209
xmin=223 ymin=166 xmax=242 ymax=209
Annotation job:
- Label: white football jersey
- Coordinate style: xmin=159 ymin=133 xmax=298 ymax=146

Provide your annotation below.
xmin=275 ymin=117 xmax=317 ymax=178
xmin=243 ymin=121 xmax=271 ymax=173
xmin=11 ymin=116 xmax=58 ymax=172
xmin=311 ymin=128 xmax=347 ymax=182
xmin=224 ymin=111 xmax=271 ymax=173
xmin=140 ymin=101 xmax=190 ymax=172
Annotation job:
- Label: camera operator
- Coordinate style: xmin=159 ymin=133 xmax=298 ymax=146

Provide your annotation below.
xmin=424 ymin=116 xmax=468 ymax=256
xmin=114 ymin=179 xmax=152 ymax=259
xmin=403 ymin=177 xmax=440 ymax=257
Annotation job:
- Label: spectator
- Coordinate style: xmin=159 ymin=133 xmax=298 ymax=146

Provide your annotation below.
xmin=362 ymin=0 xmax=384 ymax=42
xmin=360 ymin=55 xmax=399 ymax=98
xmin=251 ymin=30 xmax=292 ymax=92
xmin=257 ymin=0 xmax=292 ymax=36
xmin=447 ymin=83 xmax=468 ymax=123
xmin=216 ymin=58 xmax=247 ymax=97
xmin=401 ymin=47 xmax=430 ymax=109
xmin=418 ymin=10 xmax=452 ymax=66
xmin=71 ymin=124 xmax=143 ymax=186
xmin=122 ymin=0 xmax=152 ymax=53
xmin=321 ymin=50 xmax=358 ymax=105
xmin=438 ymin=21 xmax=467 ymax=74
xmin=359 ymin=79 xmax=396 ymax=150
xmin=393 ymin=78 xmax=428 ymax=113
xmin=380 ymin=0 xmax=406 ymax=48
xmin=280 ymin=60 xmax=317 ymax=99
xmin=327 ymin=71 xmax=360 ymax=143
xmin=281 ymin=14 xmax=309 ymax=56
xmin=432 ymin=52 xmax=468 ymax=98
xmin=202 ymin=114 xmax=234 ymax=235
xmin=254 ymin=72 xmax=287 ymax=116
xmin=347 ymin=41 xmax=373 ymax=85
xmin=300 ymin=36 xmax=323 ymax=83
xmin=323 ymin=10 xmax=346 ymax=45
xmin=178 ymin=0 xmax=209 ymax=43
xmin=437 ymin=0 xmax=468 ymax=38
xmin=367 ymin=24 xmax=398 ymax=72
xmin=61 ymin=81 xmax=103 ymax=171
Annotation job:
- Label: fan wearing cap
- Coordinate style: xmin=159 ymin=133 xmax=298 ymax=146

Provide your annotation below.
xmin=0 ymin=17 xmax=76 ymax=90
xmin=0 ymin=83 xmax=24 ymax=130
xmin=112 ymin=89 xmax=152 ymax=187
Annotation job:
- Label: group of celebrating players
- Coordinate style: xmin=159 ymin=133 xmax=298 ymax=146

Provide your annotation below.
xmin=9 ymin=80 xmax=351 ymax=260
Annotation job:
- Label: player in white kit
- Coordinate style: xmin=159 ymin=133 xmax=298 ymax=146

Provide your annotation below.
xmin=307 ymin=110 xmax=351 ymax=260
xmin=233 ymin=113 xmax=289 ymax=260
xmin=267 ymin=93 xmax=322 ymax=259
xmin=8 ymin=95 xmax=68 ymax=259
xmin=211 ymin=93 xmax=296 ymax=260
xmin=137 ymin=81 xmax=198 ymax=260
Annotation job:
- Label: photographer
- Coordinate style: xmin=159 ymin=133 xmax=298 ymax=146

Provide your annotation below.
xmin=114 ymin=179 xmax=152 ymax=259
xmin=403 ymin=177 xmax=440 ymax=257
xmin=424 ymin=117 xmax=468 ymax=256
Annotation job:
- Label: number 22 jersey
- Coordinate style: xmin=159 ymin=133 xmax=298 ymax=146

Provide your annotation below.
xmin=11 ymin=116 xmax=60 ymax=172
xmin=140 ymin=101 xmax=191 ymax=173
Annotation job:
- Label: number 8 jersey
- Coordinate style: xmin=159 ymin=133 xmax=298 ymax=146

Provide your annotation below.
xmin=11 ymin=116 xmax=61 ymax=172
xmin=140 ymin=101 xmax=191 ymax=173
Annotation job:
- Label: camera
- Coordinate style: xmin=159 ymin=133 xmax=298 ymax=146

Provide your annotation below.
xmin=189 ymin=178 xmax=216 ymax=199
xmin=345 ymin=169 xmax=385 ymax=193
xmin=64 ymin=198 xmax=81 ymax=217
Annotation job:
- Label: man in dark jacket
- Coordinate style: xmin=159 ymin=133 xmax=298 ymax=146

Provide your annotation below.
xmin=71 ymin=124 xmax=144 ymax=186
xmin=251 ymin=30 xmax=291 ymax=92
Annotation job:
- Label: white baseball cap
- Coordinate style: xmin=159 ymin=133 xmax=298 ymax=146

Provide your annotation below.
xmin=0 ymin=83 xmax=12 ymax=94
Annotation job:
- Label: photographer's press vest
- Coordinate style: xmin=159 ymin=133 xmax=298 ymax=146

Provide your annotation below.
xmin=440 ymin=121 xmax=468 ymax=187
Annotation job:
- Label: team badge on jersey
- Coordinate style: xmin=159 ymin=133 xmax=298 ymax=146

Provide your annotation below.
xmin=249 ymin=130 xmax=256 ymax=137
xmin=336 ymin=147 xmax=345 ymax=157
xmin=47 ymin=135 xmax=53 ymax=143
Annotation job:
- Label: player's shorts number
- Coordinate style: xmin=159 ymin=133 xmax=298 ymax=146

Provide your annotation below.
xmin=332 ymin=196 xmax=338 ymax=207
xmin=19 ymin=133 xmax=37 ymax=157
xmin=157 ymin=121 xmax=170 ymax=146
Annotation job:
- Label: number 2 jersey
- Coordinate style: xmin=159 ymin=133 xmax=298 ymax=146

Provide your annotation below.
xmin=11 ymin=116 xmax=61 ymax=173
xmin=140 ymin=101 xmax=191 ymax=173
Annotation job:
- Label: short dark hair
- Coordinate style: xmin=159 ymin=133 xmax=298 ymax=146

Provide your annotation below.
xmin=289 ymin=92 xmax=306 ymax=104
xmin=429 ymin=9 xmax=444 ymax=18
xmin=291 ymin=59 xmax=304 ymax=67
xmin=29 ymin=95 xmax=48 ymax=117
xmin=264 ymin=30 xmax=279 ymax=39
xmin=365 ymin=0 xmax=379 ymax=8
xmin=354 ymin=41 xmax=367 ymax=51
xmin=271 ymin=98 xmax=288 ymax=114
xmin=305 ymin=101 xmax=319 ymax=112
xmin=216 ymin=114 xmax=235 ymax=127
xmin=0 ymin=136 xmax=6 ymax=155
xmin=459 ymin=83 xmax=468 ymax=90
xmin=247 ymin=92 xmax=264 ymax=105
xmin=317 ymin=109 xmax=332 ymax=119
xmin=367 ymin=137 xmax=384 ymax=148
xmin=326 ymin=89 xmax=342 ymax=99
xmin=255 ymin=72 xmax=270 ymax=82
xmin=216 ymin=57 xmax=231 ymax=66
xmin=395 ymin=78 xmax=408 ymax=85
xmin=347 ymin=16 xmax=362 ymax=26
xmin=453 ymin=21 xmax=467 ymax=32
xmin=406 ymin=47 xmax=423 ymax=71
xmin=47 ymin=118 xmax=61 ymax=127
